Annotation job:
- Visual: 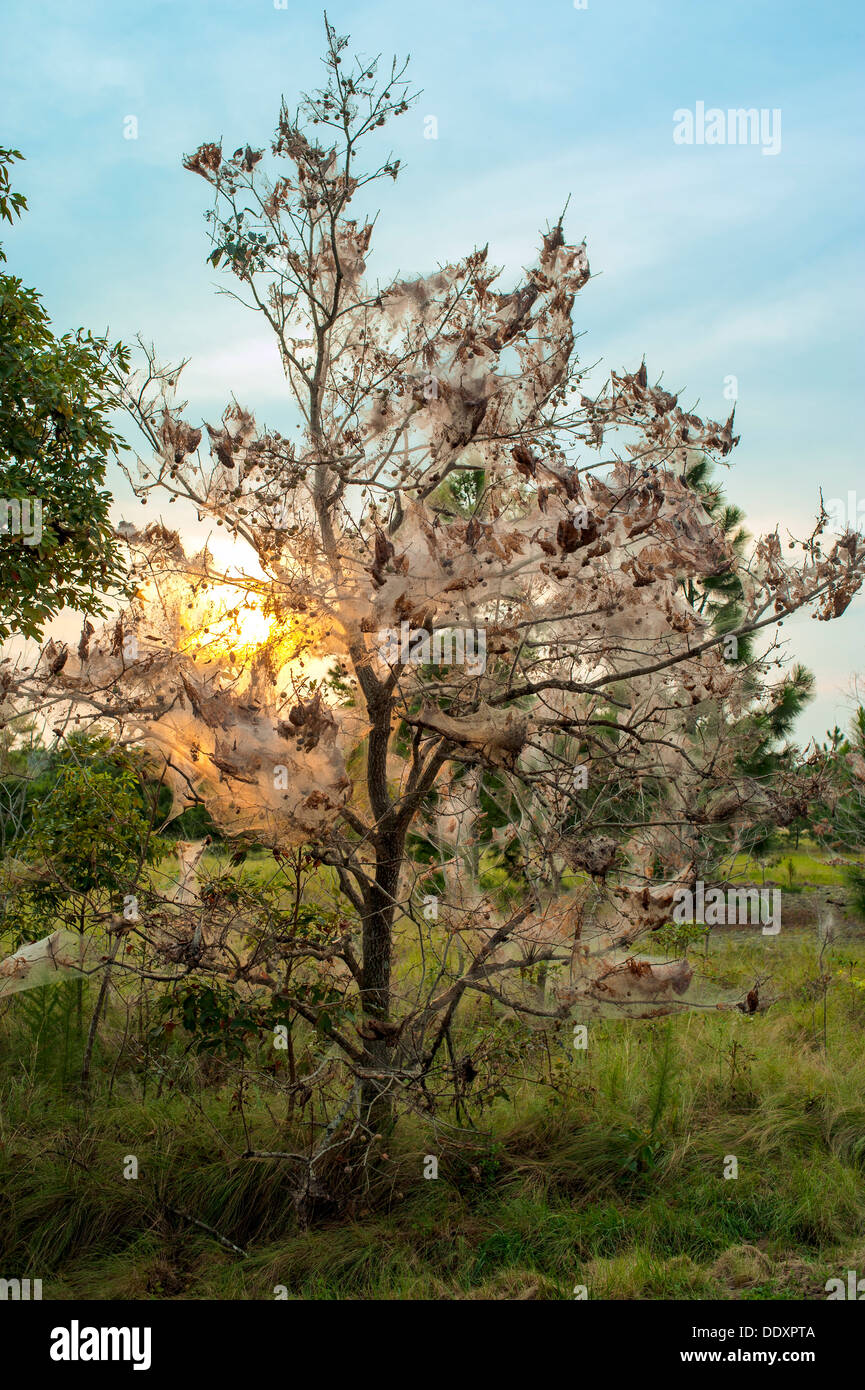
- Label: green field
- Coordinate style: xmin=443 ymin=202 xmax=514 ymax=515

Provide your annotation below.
xmin=2 ymin=915 xmax=864 ymax=1300
xmin=728 ymin=843 xmax=859 ymax=889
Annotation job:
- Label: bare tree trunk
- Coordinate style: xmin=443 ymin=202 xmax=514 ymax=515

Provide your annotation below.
xmin=359 ymin=836 xmax=399 ymax=1133
xmin=80 ymin=938 xmax=119 ymax=1095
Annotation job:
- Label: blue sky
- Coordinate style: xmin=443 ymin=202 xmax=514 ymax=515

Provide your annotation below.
xmin=2 ymin=0 xmax=863 ymax=741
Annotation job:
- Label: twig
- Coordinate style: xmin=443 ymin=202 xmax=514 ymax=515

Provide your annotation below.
xmin=163 ymin=1203 xmax=248 ymax=1258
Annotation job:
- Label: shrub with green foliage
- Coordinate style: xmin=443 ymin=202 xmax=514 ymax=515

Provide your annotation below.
xmin=1 ymin=732 xmax=164 ymax=944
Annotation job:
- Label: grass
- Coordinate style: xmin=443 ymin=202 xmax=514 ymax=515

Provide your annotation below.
xmin=728 ymin=839 xmax=862 ymax=888
xmin=2 ymin=916 xmax=865 ymax=1300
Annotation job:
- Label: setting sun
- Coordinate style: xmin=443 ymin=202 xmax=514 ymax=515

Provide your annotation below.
xmin=178 ymin=582 xmax=277 ymax=662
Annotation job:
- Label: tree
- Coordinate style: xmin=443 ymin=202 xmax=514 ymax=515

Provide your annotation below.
xmin=0 ymin=732 xmax=166 ymax=1090
xmin=0 ymin=147 xmax=131 ymax=640
xmin=807 ymin=703 xmax=865 ymax=914
xmin=10 ymin=22 xmax=865 ymax=1166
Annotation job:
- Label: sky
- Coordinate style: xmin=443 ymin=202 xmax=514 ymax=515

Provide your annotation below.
xmin=1 ymin=0 xmax=863 ymax=742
